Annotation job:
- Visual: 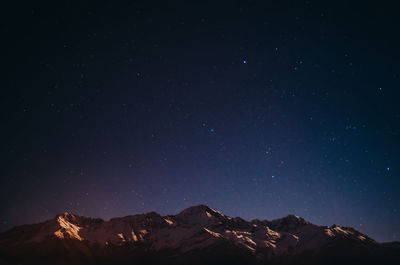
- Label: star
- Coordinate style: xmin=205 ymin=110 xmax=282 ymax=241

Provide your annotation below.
xmin=209 ymin=128 xmax=215 ymax=133
xmin=243 ymin=60 xmax=247 ymax=64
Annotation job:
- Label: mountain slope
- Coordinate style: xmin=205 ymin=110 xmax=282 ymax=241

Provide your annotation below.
xmin=0 ymin=205 xmax=398 ymax=265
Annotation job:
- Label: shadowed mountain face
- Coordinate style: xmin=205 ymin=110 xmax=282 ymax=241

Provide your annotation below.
xmin=0 ymin=205 xmax=398 ymax=265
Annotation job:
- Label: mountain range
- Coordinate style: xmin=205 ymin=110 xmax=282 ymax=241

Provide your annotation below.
xmin=0 ymin=205 xmax=399 ymax=265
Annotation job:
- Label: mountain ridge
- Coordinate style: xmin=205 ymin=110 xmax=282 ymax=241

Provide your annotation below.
xmin=0 ymin=205 xmax=398 ymax=265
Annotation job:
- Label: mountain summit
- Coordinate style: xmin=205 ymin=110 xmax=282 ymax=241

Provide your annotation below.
xmin=0 ymin=205 xmax=398 ymax=265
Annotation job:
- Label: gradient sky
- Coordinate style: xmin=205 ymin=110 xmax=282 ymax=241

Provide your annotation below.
xmin=1 ymin=1 xmax=399 ymax=242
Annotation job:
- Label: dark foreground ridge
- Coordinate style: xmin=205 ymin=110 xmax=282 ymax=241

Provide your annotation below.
xmin=0 ymin=205 xmax=399 ymax=265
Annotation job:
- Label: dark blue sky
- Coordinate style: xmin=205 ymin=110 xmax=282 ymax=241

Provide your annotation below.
xmin=1 ymin=1 xmax=399 ymax=242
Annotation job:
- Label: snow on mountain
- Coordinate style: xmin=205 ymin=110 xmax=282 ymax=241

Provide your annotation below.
xmin=1 ymin=205 xmax=397 ymax=265
xmin=0 ymin=205 xmax=377 ymax=255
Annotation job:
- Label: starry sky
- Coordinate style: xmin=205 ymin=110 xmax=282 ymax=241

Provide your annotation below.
xmin=1 ymin=1 xmax=399 ymax=242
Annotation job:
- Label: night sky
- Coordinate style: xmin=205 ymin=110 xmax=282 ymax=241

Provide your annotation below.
xmin=1 ymin=1 xmax=399 ymax=242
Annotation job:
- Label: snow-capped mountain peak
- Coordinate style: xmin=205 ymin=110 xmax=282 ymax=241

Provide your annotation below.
xmin=0 ymin=205 xmax=397 ymax=265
